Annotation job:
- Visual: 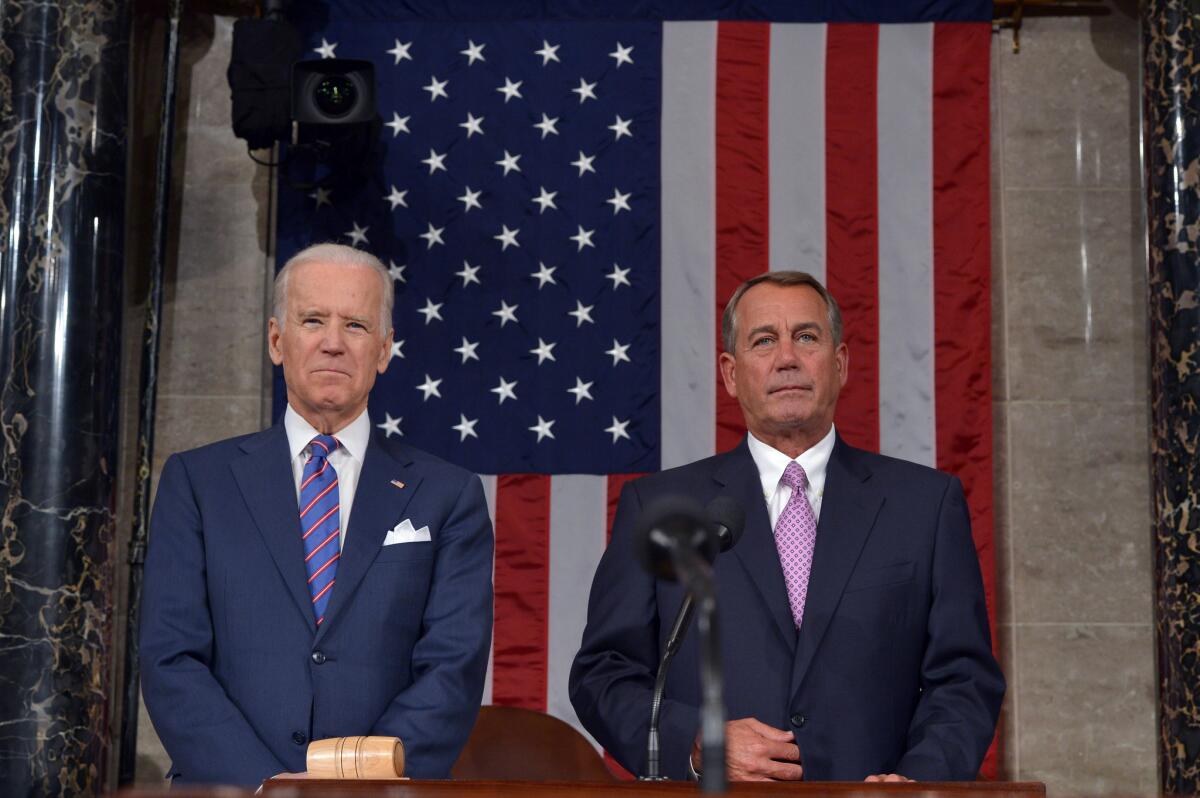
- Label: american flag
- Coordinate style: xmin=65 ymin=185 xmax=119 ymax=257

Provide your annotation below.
xmin=276 ymin=0 xmax=996 ymax=777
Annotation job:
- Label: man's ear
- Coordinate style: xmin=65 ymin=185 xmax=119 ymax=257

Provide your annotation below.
xmin=719 ymin=351 xmax=738 ymax=399
xmin=835 ymin=342 xmax=849 ymax=388
xmin=377 ymin=328 xmax=394 ymax=374
xmin=268 ymin=317 xmax=284 ymax=366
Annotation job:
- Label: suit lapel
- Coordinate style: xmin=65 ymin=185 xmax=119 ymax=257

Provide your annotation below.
xmin=718 ymin=441 xmax=797 ymax=650
xmin=790 ymin=437 xmax=884 ymax=694
xmin=316 ymin=431 xmax=422 ymax=640
xmin=230 ymin=425 xmax=316 ymax=632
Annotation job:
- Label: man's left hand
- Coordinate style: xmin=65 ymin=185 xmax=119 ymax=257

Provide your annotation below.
xmin=864 ymin=773 xmax=913 ymax=782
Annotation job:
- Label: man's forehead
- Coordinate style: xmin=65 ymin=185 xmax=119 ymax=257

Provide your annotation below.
xmin=740 ymin=284 xmax=828 ymax=324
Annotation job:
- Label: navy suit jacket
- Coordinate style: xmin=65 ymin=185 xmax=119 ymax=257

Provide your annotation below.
xmin=569 ymin=436 xmax=1003 ymax=781
xmin=140 ymin=425 xmax=493 ymax=786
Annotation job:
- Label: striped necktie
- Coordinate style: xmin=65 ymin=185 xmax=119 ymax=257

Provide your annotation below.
xmin=300 ymin=434 xmax=341 ymax=625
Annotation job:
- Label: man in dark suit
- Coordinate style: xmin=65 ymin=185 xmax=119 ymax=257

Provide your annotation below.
xmin=570 ymin=271 xmax=1003 ymax=782
xmin=140 ymin=243 xmax=493 ymax=786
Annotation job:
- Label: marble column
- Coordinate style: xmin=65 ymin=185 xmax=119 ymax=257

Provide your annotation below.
xmin=0 ymin=1 xmax=130 ymax=794
xmin=1144 ymin=1 xmax=1200 ymax=794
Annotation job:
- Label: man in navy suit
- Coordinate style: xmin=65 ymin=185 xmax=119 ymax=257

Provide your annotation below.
xmin=570 ymin=271 xmax=1003 ymax=782
xmin=140 ymin=243 xmax=493 ymax=786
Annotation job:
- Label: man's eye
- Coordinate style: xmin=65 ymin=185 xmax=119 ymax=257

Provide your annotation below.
xmin=797 ymin=332 xmax=817 ymax=343
xmin=301 ymin=318 xmax=321 ymax=327
xmin=752 ymin=337 xmax=774 ymax=348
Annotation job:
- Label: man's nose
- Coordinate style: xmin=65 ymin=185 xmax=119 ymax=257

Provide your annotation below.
xmin=774 ymin=336 xmax=800 ymax=367
xmin=320 ymin=324 xmax=346 ymax=352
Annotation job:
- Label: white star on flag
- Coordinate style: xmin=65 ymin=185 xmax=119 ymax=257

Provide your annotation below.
xmin=606 ymin=339 xmax=631 ymax=365
xmin=454 ymin=337 xmax=480 ymax=363
xmin=419 ymin=222 xmax=445 ymax=248
xmin=377 ymin=413 xmax=403 ymax=438
xmin=568 ymin=300 xmax=595 ymax=327
xmin=609 ymin=115 xmax=633 ymax=140
xmin=529 ymin=415 xmax=556 ymax=442
xmin=535 ymin=40 xmax=560 ymax=65
xmin=532 ymin=186 xmax=558 ymax=213
xmin=385 ymin=186 xmax=408 ymax=209
xmin=460 ymin=39 xmax=486 ymax=65
xmin=609 ymin=42 xmax=634 ymax=67
xmin=417 ymin=298 xmax=444 ymax=324
xmin=570 ymin=225 xmax=595 ymax=251
xmin=460 ymin=112 xmax=485 ymax=137
xmin=606 ymin=263 xmax=631 ymax=289
xmin=345 ymin=222 xmax=369 ymax=246
xmin=496 ymin=150 xmax=522 ymax=175
xmin=309 ymin=187 xmax=331 ymax=208
xmin=421 ymin=148 xmax=447 ymax=174
xmin=495 ymin=224 xmax=520 ymax=250
xmin=453 ymin=414 xmax=480 ymax=441
xmin=313 ymin=38 xmax=337 ymax=59
xmin=390 ymin=339 xmax=405 ymax=359
xmin=530 ymin=337 xmax=556 ymax=364
xmin=456 ymin=261 xmax=481 ymax=287
xmin=571 ymin=151 xmax=596 ymax=176
xmin=493 ymin=300 xmax=519 ymax=327
xmin=605 ymin=416 xmax=632 ymax=443
xmin=491 ymin=376 xmax=518 ymax=404
xmin=457 ymin=186 xmax=483 ymax=211
xmin=497 ymin=77 xmax=523 ymax=102
xmin=386 ymin=39 xmax=412 ymax=64
xmin=385 ymin=112 xmax=411 ymax=136
xmin=533 ymin=113 xmax=560 ymax=139
xmin=387 ymin=261 xmax=406 ymax=283
xmin=567 ymin=377 xmax=595 ymax=404
xmin=416 ymin=374 xmax=442 ymax=401
xmin=607 ymin=188 xmax=632 ymax=214
xmin=423 ymin=75 xmax=449 ymax=101
xmin=531 ymin=262 xmax=557 ymax=289
xmin=571 ymin=78 xmax=598 ymax=103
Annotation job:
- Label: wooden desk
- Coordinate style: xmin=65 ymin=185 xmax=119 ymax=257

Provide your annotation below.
xmin=257 ymin=779 xmax=1047 ymax=798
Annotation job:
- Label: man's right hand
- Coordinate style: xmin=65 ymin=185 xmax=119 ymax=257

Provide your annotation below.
xmin=691 ymin=717 xmax=803 ymax=781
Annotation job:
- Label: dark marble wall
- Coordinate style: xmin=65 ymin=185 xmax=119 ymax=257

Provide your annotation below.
xmin=1144 ymin=1 xmax=1200 ymax=794
xmin=0 ymin=1 xmax=130 ymax=794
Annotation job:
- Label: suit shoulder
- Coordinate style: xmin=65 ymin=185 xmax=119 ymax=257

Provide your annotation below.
xmin=378 ymin=436 xmax=478 ymax=486
xmin=170 ymin=430 xmax=263 ymax=467
xmin=623 ymin=449 xmax=734 ymax=497
xmin=845 ymin=444 xmax=958 ymax=491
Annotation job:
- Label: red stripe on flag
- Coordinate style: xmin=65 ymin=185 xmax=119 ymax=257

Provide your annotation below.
xmin=932 ymin=22 xmax=997 ymax=779
xmin=606 ymin=474 xmax=644 ymax=545
xmin=715 ymin=21 xmax=771 ymax=452
xmin=824 ymin=23 xmax=880 ymax=452
xmin=491 ymin=474 xmax=550 ymax=711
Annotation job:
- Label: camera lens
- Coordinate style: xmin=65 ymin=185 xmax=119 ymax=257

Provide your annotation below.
xmin=313 ymin=75 xmax=357 ymax=117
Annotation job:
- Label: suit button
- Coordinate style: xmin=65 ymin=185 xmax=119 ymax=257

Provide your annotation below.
xmin=292 ymin=732 xmax=307 ymax=745
xmin=791 ymin=713 xmax=806 ymax=728
xmin=311 ymin=650 xmax=326 ymax=664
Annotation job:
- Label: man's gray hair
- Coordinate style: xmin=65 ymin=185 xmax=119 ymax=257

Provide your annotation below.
xmin=272 ymin=243 xmax=394 ymax=334
xmin=721 ymin=270 xmax=843 ymax=353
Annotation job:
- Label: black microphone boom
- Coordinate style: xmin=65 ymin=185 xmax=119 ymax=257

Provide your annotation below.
xmin=640 ymin=496 xmax=745 ymax=790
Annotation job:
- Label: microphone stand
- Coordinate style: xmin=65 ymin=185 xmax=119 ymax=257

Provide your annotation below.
xmin=643 ymin=595 xmax=695 ymax=780
xmin=647 ymin=528 xmax=727 ymax=793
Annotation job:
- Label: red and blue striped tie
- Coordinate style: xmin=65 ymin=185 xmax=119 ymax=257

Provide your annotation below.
xmin=300 ymin=434 xmax=340 ymax=625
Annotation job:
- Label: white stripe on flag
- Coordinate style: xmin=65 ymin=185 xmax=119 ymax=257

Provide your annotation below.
xmin=546 ymin=475 xmax=607 ymax=744
xmin=479 ymin=473 xmax=497 ymax=705
xmin=876 ymin=23 xmax=936 ymax=467
xmin=661 ymin=21 xmax=718 ymax=470
xmin=769 ymin=23 xmax=827 ymax=280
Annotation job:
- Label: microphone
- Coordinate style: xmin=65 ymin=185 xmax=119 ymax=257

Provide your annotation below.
xmin=642 ymin=496 xmax=745 ymax=785
xmin=632 ymin=496 xmax=719 ymax=583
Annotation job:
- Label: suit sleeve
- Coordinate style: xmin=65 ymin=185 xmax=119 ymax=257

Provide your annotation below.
xmin=895 ymin=476 xmax=1005 ymax=780
xmin=139 ymin=454 xmax=287 ymax=786
xmin=369 ymin=471 xmax=494 ymax=778
xmin=569 ymin=481 xmax=700 ymax=779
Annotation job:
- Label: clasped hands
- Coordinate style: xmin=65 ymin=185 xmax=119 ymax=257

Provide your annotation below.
xmin=691 ymin=717 xmax=913 ymax=783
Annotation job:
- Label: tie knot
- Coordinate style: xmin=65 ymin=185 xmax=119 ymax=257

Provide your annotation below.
xmin=782 ymin=461 xmax=809 ymax=491
xmin=308 ymin=434 xmax=340 ymax=461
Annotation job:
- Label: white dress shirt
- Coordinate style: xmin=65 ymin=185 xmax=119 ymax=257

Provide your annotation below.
xmin=745 ymin=424 xmax=837 ymax=528
xmin=284 ymin=405 xmax=371 ymax=550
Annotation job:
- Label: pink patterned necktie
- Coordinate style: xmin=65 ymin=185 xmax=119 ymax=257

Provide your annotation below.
xmin=775 ymin=461 xmax=817 ymax=630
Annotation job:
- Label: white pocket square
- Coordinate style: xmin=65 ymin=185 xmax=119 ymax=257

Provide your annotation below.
xmin=383 ymin=518 xmax=431 ymax=546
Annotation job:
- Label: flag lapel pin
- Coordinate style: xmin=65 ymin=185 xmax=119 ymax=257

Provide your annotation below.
xmin=391 ymin=479 xmax=406 ymax=490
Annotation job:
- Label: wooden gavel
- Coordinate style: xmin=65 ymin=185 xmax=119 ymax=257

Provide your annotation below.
xmin=306 ymin=736 xmax=406 ymax=779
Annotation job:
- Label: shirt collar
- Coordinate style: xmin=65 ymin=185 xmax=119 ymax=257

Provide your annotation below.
xmin=746 ymin=424 xmax=837 ymax=499
xmin=283 ymin=405 xmax=371 ymax=463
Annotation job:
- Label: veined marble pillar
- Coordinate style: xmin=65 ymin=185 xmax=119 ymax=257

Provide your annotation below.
xmin=0 ymin=1 xmax=130 ymax=793
xmin=1144 ymin=1 xmax=1200 ymax=794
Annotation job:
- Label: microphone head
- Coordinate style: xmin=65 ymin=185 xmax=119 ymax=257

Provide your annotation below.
xmin=705 ymin=495 xmax=746 ymax=553
xmin=633 ymin=495 xmax=719 ymax=581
